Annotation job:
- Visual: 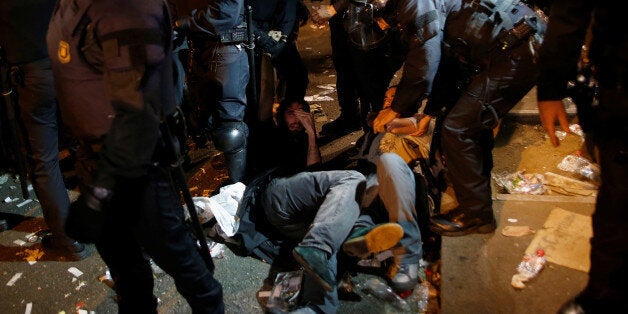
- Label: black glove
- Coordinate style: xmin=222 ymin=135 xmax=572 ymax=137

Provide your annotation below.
xmin=65 ymin=186 xmax=111 ymax=244
xmin=254 ymin=30 xmax=286 ymax=59
xmin=173 ymin=17 xmax=192 ymax=49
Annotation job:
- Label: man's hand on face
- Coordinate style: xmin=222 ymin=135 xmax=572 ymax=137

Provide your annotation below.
xmin=294 ymin=109 xmax=316 ymax=136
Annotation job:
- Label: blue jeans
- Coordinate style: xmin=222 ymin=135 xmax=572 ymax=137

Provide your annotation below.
xmin=94 ymin=165 xmax=224 ymax=313
xmin=16 ymin=57 xmax=74 ymax=246
xmin=358 ymin=153 xmax=422 ymax=265
xmin=261 ymin=170 xmax=366 ymax=313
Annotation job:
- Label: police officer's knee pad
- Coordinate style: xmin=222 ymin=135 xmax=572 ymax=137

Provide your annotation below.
xmin=211 ymin=122 xmax=248 ymax=154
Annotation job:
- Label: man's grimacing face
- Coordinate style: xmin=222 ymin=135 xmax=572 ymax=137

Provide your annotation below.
xmin=284 ymin=102 xmax=306 ymax=132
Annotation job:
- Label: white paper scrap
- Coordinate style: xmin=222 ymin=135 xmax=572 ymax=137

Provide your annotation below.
xmin=13 ymin=239 xmax=26 ymax=246
xmin=25 ymin=302 xmax=32 ymax=314
xmin=6 ymin=272 xmax=22 ymax=286
xmin=25 ymin=233 xmax=37 ymax=242
xmin=68 ymin=267 xmax=83 ymax=277
xmin=16 ymin=199 xmax=33 ymax=207
xmin=75 ymin=281 xmax=86 ymax=291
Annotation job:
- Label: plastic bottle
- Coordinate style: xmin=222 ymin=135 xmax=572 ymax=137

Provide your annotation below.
xmin=517 ymin=248 xmax=546 ymax=278
xmin=415 ymin=281 xmax=430 ymax=313
xmin=359 ymin=278 xmax=411 ymax=311
xmin=511 ymin=248 xmax=547 ymax=289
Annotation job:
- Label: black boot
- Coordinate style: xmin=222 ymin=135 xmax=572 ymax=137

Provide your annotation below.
xmin=224 ymin=146 xmax=247 ymax=184
xmin=429 ymin=207 xmax=496 ymax=236
xmin=320 ymin=115 xmax=361 ymax=138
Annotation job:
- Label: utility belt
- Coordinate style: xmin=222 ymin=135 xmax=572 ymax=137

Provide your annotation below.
xmin=445 ymin=0 xmax=544 ymax=65
xmin=191 ymin=26 xmax=248 ymax=45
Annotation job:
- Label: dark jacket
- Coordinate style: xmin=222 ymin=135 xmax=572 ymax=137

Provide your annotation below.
xmin=537 ymin=1 xmax=628 ymax=101
xmin=171 ymin=0 xmax=244 ymax=37
xmin=0 ymin=0 xmax=56 ymax=64
xmin=47 ymin=0 xmax=175 ymax=190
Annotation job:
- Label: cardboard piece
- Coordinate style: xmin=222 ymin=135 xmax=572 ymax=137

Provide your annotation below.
xmin=526 ymin=207 xmax=592 ymax=273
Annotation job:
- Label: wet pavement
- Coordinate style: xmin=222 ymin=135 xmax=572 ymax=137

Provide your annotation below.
xmin=0 ymin=17 xmax=595 ymax=314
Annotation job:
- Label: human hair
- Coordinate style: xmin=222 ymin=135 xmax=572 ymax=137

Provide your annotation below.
xmin=276 ymin=98 xmax=310 ymax=129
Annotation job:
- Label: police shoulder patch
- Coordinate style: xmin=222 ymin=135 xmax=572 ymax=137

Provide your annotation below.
xmin=58 ymin=40 xmax=71 ymax=64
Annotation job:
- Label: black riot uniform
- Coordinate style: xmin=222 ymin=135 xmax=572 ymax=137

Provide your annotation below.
xmin=173 ymin=0 xmax=250 ymax=183
xmin=250 ymin=0 xmax=309 ymax=105
xmin=47 ymin=0 xmax=224 ymax=311
xmin=538 ymin=1 xmax=628 ymax=312
xmin=317 ymin=0 xmax=363 ymax=137
xmin=371 ymin=0 xmax=547 ymax=236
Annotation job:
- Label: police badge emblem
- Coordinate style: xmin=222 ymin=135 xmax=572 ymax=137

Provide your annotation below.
xmin=58 ymin=40 xmax=70 ymax=63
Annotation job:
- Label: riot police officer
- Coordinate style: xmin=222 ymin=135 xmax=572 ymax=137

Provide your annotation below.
xmin=312 ymin=0 xmax=363 ymax=138
xmin=370 ymin=0 xmax=547 ymax=237
xmin=251 ymin=0 xmax=309 ymax=105
xmin=537 ymin=1 xmax=628 ymax=312
xmin=47 ymin=0 xmax=224 ymax=311
xmin=174 ymin=0 xmax=250 ymax=184
xmin=0 ymin=0 xmax=86 ymax=260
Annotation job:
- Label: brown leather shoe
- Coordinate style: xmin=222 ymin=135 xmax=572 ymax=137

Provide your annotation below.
xmin=342 ymin=223 xmax=404 ymax=259
xmin=429 ymin=207 xmax=496 ymax=236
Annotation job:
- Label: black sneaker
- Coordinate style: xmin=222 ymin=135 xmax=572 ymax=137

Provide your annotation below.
xmin=292 ymin=246 xmax=335 ymax=292
xmin=41 ymin=234 xmax=88 ymax=261
xmin=342 ymin=223 xmax=404 ymax=259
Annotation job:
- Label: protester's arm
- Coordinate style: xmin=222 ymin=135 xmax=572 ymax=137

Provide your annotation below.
xmin=295 ymin=109 xmax=322 ymax=166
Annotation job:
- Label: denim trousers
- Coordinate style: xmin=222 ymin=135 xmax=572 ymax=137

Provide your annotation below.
xmin=94 ymin=165 xmax=224 ymax=313
xmin=261 ymin=170 xmax=366 ymax=313
xmin=16 ymin=57 xmax=74 ymax=246
xmin=358 ymin=152 xmax=422 ymax=265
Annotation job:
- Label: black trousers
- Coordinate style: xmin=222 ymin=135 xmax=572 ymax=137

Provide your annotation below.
xmin=579 ymin=87 xmax=628 ymax=312
xmin=439 ymin=43 xmax=539 ymax=213
xmin=94 ymin=165 xmax=224 ymax=313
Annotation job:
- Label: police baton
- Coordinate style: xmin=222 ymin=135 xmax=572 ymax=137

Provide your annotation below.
xmin=161 ymin=110 xmax=215 ymax=272
xmin=0 ymin=46 xmax=29 ymax=200
xmin=245 ymin=4 xmax=258 ymax=107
